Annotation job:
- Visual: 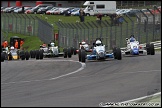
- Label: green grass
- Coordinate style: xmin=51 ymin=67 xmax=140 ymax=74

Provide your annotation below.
xmin=28 ymin=14 xmax=110 ymax=33
xmin=2 ymin=31 xmax=43 ymax=51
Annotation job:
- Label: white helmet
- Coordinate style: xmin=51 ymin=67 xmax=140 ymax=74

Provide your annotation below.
xmin=10 ymin=46 xmax=14 ymax=50
xmin=51 ymin=42 xmax=54 ymax=46
xmin=81 ymin=41 xmax=86 ymax=45
xmin=95 ymin=40 xmax=102 ymax=46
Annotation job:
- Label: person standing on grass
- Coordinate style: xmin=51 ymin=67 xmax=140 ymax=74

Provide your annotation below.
xmin=79 ymin=8 xmax=85 ymax=22
xmin=14 ymin=40 xmax=19 ymax=49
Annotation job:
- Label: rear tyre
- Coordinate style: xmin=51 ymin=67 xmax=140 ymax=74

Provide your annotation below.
xmin=113 ymin=47 xmax=117 ymax=59
xmin=150 ymin=43 xmax=155 ymax=55
xmin=36 ymin=50 xmax=40 ymax=60
xmin=68 ymin=48 xmax=72 ymax=58
xmin=20 ymin=51 xmax=25 ymax=60
xmin=1 ymin=53 xmax=5 ymax=62
xmin=78 ymin=49 xmax=82 ymax=62
xmin=146 ymin=43 xmax=150 ymax=55
xmin=73 ymin=47 xmax=77 ymax=55
xmin=63 ymin=48 xmax=67 ymax=58
xmin=116 ymin=48 xmax=122 ymax=60
xmin=25 ymin=51 xmax=30 ymax=60
xmin=40 ymin=50 xmax=44 ymax=59
xmin=81 ymin=50 xmax=86 ymax=62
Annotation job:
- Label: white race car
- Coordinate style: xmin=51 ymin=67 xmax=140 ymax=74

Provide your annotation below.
xmin=121 ymin=38 xmax=155 ymax=56
xmin=40 ymin=42 xmax=63 ymax=57
xmin=79 ymin=38 xmax=122 ymax=62
xmin=74 ymin=41 xmax=92 ymax=54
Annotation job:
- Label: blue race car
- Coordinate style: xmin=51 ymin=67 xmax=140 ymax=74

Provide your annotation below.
xmin=78 ymin=38 xmax=122 ymax=62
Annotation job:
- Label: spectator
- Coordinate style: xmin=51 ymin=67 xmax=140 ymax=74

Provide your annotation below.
xmin=14 ymin=40 xmax=19 ymax=49
xmin=22 ymin=6 xmax=25 ymax=14
xmin=118 ymin=15 xmax=124 ymax=25
xmin=2 ymin=40 xmax=8 ymax=48
xmin=79 ymin=8 xmax=85 ymax=22
xmin=97 ymin=12 xmax=102 ymax=25
xmin=97 ymin=12 xmax=102 ymax=21
xmin=20 ymin=39 xmax=24 ymax=47
xmin=155 ymin=21 xmax=160 ymax=33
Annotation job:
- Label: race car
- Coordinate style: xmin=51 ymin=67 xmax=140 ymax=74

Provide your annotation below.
xmin=37 ymin=42 xmax=72 ymax=58
xmin=121 ymin=38 xmax=155 ymax=56
xmin=39 ymin=42 xmax=63 ymax=57
xmin=78 ymin=38 xmax=122 ymax=62
xmin=71 ymin=41 xmax=92 ymax=55
xmin=1 ymin=46 xmax=30 ymax=62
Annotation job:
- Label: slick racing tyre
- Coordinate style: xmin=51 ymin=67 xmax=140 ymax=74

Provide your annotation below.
xmin=78 ymin=49 xmax=82 ymax=62
xmin=63 ymin=48 xmax=67 ymax=58
xmin=39 ymin=50 xmax=44 ymax=59
xmin=81 ymin=49 xmax=86 ymax=63
xmin=116 ymin=48 xmax=122 ymax=60
xmin=150 ymin=43 xmax=155 ymax=55
xmin=68 ymin=48 xmax=72 ymax=58
xmin=25 ymin=51 xmax=30 ymax=60
xmin=113 ymin=47 xmax=117 ymax=59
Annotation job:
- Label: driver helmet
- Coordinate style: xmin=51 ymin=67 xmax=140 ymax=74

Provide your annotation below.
xmin=130 ymin=37 xmax=135 ymax=42
xmin=10 ymin=46 xmax=14 ymax=50
xmin=95 ymin=40 xmax=102 ymax=46
xmin=50 ymin=42 xmax=54 ymax=47
xmin=81 ymin=41 xmax=86 ymax=45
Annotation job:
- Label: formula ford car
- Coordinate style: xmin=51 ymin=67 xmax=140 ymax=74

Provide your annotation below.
xmin=39 ymin=42 xmax=64 ymax=57
xmin=71 ymin=41 xmax=92 ymax=55
xmin=1 ymin=46 xmax=30 ymax=62
xmin=78 ymin=38 xmax=122 ymax=62
xmin=121 ymin=38 xmax=155 ymax=56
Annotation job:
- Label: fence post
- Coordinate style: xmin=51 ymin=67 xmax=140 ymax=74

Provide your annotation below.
xmin=84 ymin=23 xmax=90 ymax=44
xmin=125 ymin=13 xmax=134 ymax=35
xmin=105 ymin=20 xmax=112 ymax=50
xmin=135 ymin=14 xmax=141 ymax=43
xmin=102 ymin=20 xmax=109 ymax=51
xmin=87 ymin=22 xmax=94 ymax=42
xmin=147 ymin=8 xmax=155 ymax=41
xmin=91 ymin=21 xmax=99 ymax=38
xmin=154 ymin=6 xmax=161 ymax=40
xmin=140 ymin=10 xmax=149 ymax=43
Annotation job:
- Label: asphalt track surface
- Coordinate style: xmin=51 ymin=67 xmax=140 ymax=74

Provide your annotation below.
xmin=1 ymin=52 xmax=161 ymax=107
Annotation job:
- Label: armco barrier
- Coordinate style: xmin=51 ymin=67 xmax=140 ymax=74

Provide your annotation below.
xmin=121 ymin=41 xmax=161 ymax=50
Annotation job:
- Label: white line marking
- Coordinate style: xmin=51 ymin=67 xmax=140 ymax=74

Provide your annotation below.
xmin=1 ymin=60 xmax=86 ymax=85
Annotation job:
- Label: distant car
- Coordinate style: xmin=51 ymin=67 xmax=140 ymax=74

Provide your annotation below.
xmin=14 ymin=7 xmax=31 ymax=13
xmin=3 ymin=7 xmax=15 ymax=13
xmin=46 ymin=7 xmax=58 ymax=15
xmin=124 ymin=9 xmax=140 ymax=16
xmin=71 ymin=9 xmax=80 ymax=16
xmin=37 ymin=6 xmax=53 ymax=14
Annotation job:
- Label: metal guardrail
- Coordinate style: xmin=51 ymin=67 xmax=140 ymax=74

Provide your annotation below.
xmin=120 ymin=41 xmax=161 ymax=50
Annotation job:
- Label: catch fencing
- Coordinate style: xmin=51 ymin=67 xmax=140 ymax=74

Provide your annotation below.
xmin=56 ymin=6 xmax=161 ymax=50
xmin=1 ymin=13 xmax=54 ymax=44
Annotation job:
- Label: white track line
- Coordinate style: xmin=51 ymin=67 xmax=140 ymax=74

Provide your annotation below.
xmin=1 ymin=60 xmax=86 ymax=85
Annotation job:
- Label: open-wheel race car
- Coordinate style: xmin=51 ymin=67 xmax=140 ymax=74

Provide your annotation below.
xmin=70 ymin=41 xmax=92 ymax=55
xmin=121 ymin=37 xmax=155 ymax=56
xmin=39 ymin=42 xmax=64 ymax=58
xmin=1 ymin=46 xmax=30 ymax=62
xmin=78 ymin=38 xmax=122 ymax=62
